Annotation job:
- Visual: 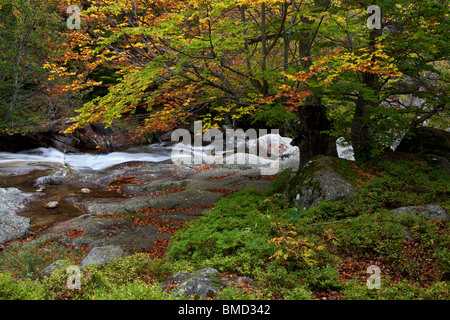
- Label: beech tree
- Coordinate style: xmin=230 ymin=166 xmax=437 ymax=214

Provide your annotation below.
xmin=49 ymin=0 xmax=449 ymax=165
xmin=298 ymin=0 xmax=449 ymax=160
xmin=53 ymin=0 xmax=338 ymax=166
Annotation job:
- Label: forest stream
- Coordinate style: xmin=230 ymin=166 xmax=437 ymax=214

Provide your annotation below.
xmin=0 ymin=144 xmax=173 ymax=231
xmin=0 ymin=139 xmax=304 ymax=247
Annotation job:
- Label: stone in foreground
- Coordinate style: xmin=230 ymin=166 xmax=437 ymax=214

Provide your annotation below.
xmin=162 ymin=267 xmax=253 ymax=298
xmin=80 ymin=245 xmax=125 ymax=268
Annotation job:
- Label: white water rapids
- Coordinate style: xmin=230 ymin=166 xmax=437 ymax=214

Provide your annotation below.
xmin=0 ymin=137 xmax=355 ymax=171
xmin=0 ymin=143 xmax=175 ymax=170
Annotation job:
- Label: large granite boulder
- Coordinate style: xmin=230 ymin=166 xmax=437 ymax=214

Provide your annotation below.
xmin=288 ymin=156 xmax=357 ymax=209
xmin=396 ymin=127 xmax=450 ymax=160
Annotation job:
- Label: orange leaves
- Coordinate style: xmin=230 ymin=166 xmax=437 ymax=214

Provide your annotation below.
xmin=153 ymin=186 xmax=187 ymax=198
xmin=133 ymin=239 xmax=170 ymax=257
xmin=205 ymin=172 xmax=236 ymax=181
xmin=263 ymin=85 xmax=313 ymax=112
xmin=66 ymin=229 xmax=86 ymax=239
xmin=193 ymin=165 xmax=214 ymax=172
xmin=107 ymin=176 xmax=137 ymax=193
xmin=283 ymin=70 xmax=315 ymax=84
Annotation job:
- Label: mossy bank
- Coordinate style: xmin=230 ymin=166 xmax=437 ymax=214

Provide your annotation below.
xmin=1 ymin=152 xmax=449 ymax=300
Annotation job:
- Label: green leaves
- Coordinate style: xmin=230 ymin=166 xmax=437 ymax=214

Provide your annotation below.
xmin=0 ymin=0 xmax=66 ymax=133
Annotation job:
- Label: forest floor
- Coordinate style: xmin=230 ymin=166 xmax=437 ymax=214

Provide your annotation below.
xmin=0 ymin=152 xmax=449 ymax=300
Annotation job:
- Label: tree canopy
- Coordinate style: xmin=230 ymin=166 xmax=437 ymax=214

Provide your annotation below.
xmin=1 ymin=0 xmax=448 ymax=164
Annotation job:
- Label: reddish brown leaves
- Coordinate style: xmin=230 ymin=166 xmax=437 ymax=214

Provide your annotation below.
xmin=206 ymin=172 xmax=236 ymax=181
xmin=252 ymin=174 xmax=278 ymax=181
xmin=193 ymin=165 xmax=214 ymax=172
xmin=66 ymin=229 xmax=86 ymax=239
xmin=136 ymin=204 xmax=214 ymax=215
xmin=130 ymin=239 xmax=170 ymax=258
xmin=206 ymin=188 xmax=236 ymax=196
xmin=107 ymin=175 xmax=154 ymax=193
xmin=153 ymin=186 xmax=186 ymax=198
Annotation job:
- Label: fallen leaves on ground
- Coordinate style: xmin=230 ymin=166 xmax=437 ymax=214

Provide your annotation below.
xmin=193 ymin=165 xmax=214 ymax=172
xmin=206 ymin=172 xmax=236 ymax=181
xmin=206 ymin=188 xmax=236 ymax=195
xmin=252 ymin=174 xmax=278 ymax=181
xmin=153 ymin=186 xmax=186 ymax=198
xmin=66 ymin=229 xmax=87 ymax=239
xmin=130 ymin=238 xmax=170 ymax=258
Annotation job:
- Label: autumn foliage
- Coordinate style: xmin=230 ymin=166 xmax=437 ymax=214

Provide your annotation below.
xmin=2 ymin=0 xmax=446 ymax=161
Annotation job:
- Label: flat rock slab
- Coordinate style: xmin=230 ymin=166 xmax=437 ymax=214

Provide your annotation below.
xmin=0 ymin=187 xmax=42 ymax=216
xmin=81 ymin=245 xmax=125 ymax=267
xmin=41 ymin=215 xmax=171 ymax=252
xmin=69 ymin=190 xmax=223 ymax=216
xmin=25 ymin=162 xmax=277 ymax=256
xmin=0 ymin=162 xmax=62 ymax=177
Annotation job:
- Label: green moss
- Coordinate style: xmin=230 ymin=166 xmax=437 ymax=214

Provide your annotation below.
xmin=287 ymin=156 xmax=328 ymax=203
xmin=1 ymin=153 xmax=449 ymax=300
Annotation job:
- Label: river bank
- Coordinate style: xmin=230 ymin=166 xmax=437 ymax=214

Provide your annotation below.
xmin=0 ymin=131 xmax=307 ymax=251
xmin=0 ymin=150 xmax=449 ymax=300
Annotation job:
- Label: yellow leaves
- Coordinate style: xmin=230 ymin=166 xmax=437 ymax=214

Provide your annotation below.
xmin=268 ymin=224 xmax=324 ymax=267
xmin=298 ymin=45 xmax=404 ymax=83
xmin=283 ymin=71 xmax=315 ymax=83
xmin=236 ymin=0 xmax=286 ymax=7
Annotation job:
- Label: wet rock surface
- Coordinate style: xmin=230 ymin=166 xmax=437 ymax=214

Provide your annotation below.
xmin=0 ymin=160 xmax=276 ymax=254
xmin=0 ymin=187 xmax=43 ymax=216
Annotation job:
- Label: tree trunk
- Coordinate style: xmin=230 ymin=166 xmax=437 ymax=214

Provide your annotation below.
xmin=350 ymin=100 xmax=373 ymax=161
xmin=7 ymin=41 xmax=22 ymax=123
xmin=294 ymin=104 xmax=337 ymax=168
xmin=350 ymin=24 xmax=382 ymax=162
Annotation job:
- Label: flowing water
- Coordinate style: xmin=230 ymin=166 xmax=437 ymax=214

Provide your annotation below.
xmin=0 ymin=142 xmax=175 ymax=170
xmin=0 ymin=142 xmax=179 ymax=230
xmin=0 ymin=139 xmax=354 ymax=231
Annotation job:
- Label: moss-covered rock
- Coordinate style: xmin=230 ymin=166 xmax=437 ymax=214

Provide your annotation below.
xmin=287 ymin=156 xmax=357 ymax=209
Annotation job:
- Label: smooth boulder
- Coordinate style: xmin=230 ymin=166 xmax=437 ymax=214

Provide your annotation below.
xmin=80 ymin=245 xmax=125 ymax=268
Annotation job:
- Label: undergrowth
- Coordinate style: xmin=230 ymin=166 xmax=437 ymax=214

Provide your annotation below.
xmin=1 ymin=153 xmax=449 ymax=300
